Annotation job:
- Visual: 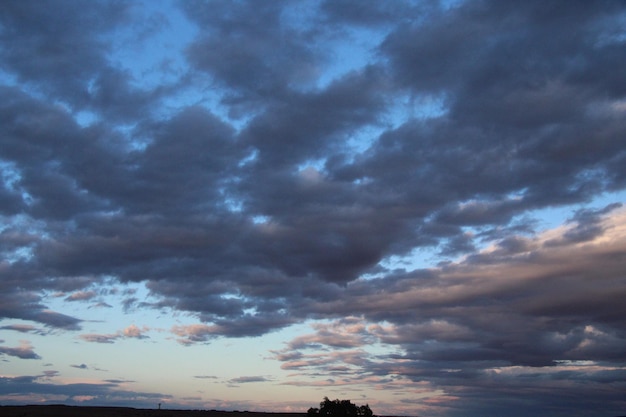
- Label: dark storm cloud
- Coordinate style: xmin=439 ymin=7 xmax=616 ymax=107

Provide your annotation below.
xmin=1 ymin=0 xmax=626 ymax=415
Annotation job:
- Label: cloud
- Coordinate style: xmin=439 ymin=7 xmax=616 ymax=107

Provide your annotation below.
xmin=80 ymin=324 xmax=150 ymax=344
xmin=0 ymin=374 xmax=171 ymax=408
xmin=0 ymin=324 xmax=40 ymax=334
xmin=70 ymin=363 xmax=88 ymax=370
xmin=545 ymin=202 xmax=623 ymax=246
xmin=65 ymin=291 xmax=97 ymax=302
xmin=229 ymin=376 xmax=271 ymax=384
xmin=171 ymin=324 xmax=214 ymax=346
xmin=90 ymin=302 xmax=113 ymax=309
xmin=0 ymin=1 xmax=165 ymax=122
xmin=182 ymin=1 xmax=323 ymax=104
xmin=103 ymin=379 xmax=135 ymax=384
xmin=0 ymin=340 xmax=40 ymax=360
xmin=2 ymin=0 xmax=624 ymax=338
xmin=42 ymin=370 xmax=60 ymax=378
xmin=79 ymin=334 xmax=118 ymax=344
xmin=272 ymin=208 xmax=626 ymax=414
xmin=32 ymin=311 xmax=82 ymax=331
xmin=287 ymin=318 xmax=373 ymax=350
xmin=0 ymin=285 xmax=83 ymax=331
xmin=121 ymin=324 xmax=148 ymax=339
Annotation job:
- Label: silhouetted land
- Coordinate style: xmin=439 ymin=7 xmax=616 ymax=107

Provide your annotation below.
xmin=0 ymin=405 xmax=308 ymax=417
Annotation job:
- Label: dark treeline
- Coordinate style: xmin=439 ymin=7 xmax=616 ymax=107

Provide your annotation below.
xmin=308 ymin=398 xmax=375 ymax=417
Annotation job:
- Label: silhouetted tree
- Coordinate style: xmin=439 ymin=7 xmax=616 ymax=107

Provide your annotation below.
xmin=314 ymin=397 xmax=375 ymax=417
xmin=358 ymin=405 xmax=373 ymax=417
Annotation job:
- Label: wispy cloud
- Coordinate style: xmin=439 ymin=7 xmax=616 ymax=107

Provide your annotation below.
xmin=229 ymin=376 xmax=272 ymax=384
xmin=0 ymin=324 xmax=41 ymax=334
xmin=80 ymin=325 xmax=150 ymax=344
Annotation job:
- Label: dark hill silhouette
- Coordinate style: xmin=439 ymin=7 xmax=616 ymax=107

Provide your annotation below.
xmin=0 ymin=405 xmax=307 ymax=417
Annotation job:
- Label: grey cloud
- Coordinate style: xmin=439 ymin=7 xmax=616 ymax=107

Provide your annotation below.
xmin=208 ymin=313 xmax=296 ymax=338
xmin=320 ymin=0 xmax=427 ymax=27
xmin=365 ymin=0 xmax=626 ymax=210
xmin=274 ymin=209 xmax=626 ymax=413
xmin=1 ymin=0 xmax=620 ymax=336
xmin=80 ymin=334 xmax=117 ymax=344
xmin=229 ymin=376 xmax=271 ymax=384
xmin=438 ymin=232 xmax=477 ymax=257
xmin=0 ymin=288 xmax=82 ymax=330
xmin=240 ymin=67 xmax=387 ymax=171
xmin=431 ymin=366 xmax=626 ymax=417
xmin=182 ymin=0 xmax=321 ymax=105
xmin=104 ymin=379 xmax=135 ymax=384
xmin=171 ymin=312 xmax=295 ymax=345
xmin=0 ymin=340 xmax=40 ymax=360
xmin=493 ymin=235 xmax=535 ymax=256
xmin=29 ymin=311 xmax=82 ymax=331
xmin=0 ymin=374 xmax=170 ymax=408
xmin=287 ymin=319 xmax=373 ymax=350
xmin=546 ymin=202 xmax=624 ymax=246
xmin=0 ymin=324 xmax=39 ymax=333
xmin=0 ymin=1 xmax=167 ymax=122
xmin=0 ymin=1 xmax=126 ymax=95
xmin=0 ymin=86 xmax=125 ymax=220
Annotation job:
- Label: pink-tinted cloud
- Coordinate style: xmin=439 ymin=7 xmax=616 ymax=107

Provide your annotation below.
xmin=121 ymin=324 xmax=148 ymax=339
xmin=65 ymin=290 xmax=97 ymax=302
xmin=0 ymin=340 xmax=40 ymax=360
xmin=80 ymin=324 xmax=150 ymax=344
xmin=170 ymin=324 xmax=216 ymax=345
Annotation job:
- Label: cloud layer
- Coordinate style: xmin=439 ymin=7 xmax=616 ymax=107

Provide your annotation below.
xmin=1 ymin=1 xmax=625 ymax=416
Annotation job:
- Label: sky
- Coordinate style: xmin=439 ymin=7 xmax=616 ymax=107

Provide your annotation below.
xmin=0 ymin=1 xmax=626 ymax=416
